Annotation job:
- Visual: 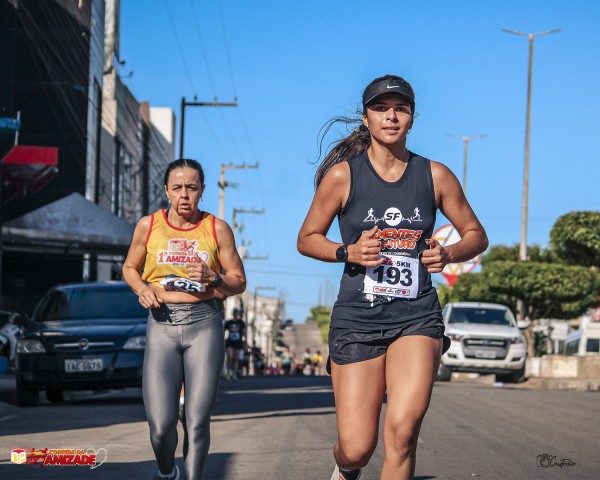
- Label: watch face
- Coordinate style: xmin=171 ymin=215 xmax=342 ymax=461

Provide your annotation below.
xmin=336 ymin=245 xmax=347 ymax=262
xmin=210 ymin=274 xmax=223 ymax=288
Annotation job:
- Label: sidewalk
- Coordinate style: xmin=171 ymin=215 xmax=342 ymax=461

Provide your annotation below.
xmin=522 ymin=376 xmax=600 ymax=392
xmin=450 ymin=372 xmax=600 ymax=391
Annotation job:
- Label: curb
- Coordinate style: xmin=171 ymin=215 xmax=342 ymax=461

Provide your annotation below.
xmin=524 ymin=377 xmax=600 ymax=392
xmin=445 ymin=373 xmax=600 ymax=392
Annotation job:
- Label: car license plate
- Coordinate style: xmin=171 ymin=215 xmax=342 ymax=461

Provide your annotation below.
xmin=65 ymin=358 xmax=103 ymax=372
xmin=474 ymin=350 xmax=496 ymax=359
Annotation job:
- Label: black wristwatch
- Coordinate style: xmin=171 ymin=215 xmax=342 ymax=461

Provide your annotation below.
xmin=208 ymin=273 xmax=223 ymax=289
xmin=335 ymin=244 xmax=348 ymax=262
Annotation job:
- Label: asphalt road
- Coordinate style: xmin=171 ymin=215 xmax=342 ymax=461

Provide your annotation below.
xmin=0 ymin=321 xmax=597 ymax=480
xmin=0 ymin=372 xmax=599 ymax=480
xmin=281 ymin=320 xmax=328 ymax=361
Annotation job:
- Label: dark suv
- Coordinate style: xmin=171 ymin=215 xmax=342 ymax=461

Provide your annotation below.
xmin=15 ymin=281 xmax=147 ymax=406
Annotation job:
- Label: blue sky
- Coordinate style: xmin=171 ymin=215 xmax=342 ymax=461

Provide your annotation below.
xmin=120 ymin=0 xmax=600 ymax=322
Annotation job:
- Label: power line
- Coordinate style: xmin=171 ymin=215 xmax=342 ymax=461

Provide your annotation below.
xmin=162 ymin=0 xmax=197 ymax=95
xmin=186 ymin=1 xmax=248 ymax=169
xmin=217 ymin=0 xmax=237 ymax=94
xmin=188 ymin=0 xmax=217 ymax=96
xmin=179 ymin=97 xmax=237 ymax=159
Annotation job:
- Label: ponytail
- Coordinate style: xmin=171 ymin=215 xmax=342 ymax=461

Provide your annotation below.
xmin=314 ymin=117 xmax=370 ymax=189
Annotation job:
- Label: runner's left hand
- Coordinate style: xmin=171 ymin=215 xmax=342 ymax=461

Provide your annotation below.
xmin=186 ymin=253 xmax=215 ymax=283
xmin=421 ymin=239 xmax=449 ymax=273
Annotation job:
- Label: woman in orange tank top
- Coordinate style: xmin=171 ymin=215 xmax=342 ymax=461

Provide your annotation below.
xmin=123 ymin=158 xmax=246 ymax=480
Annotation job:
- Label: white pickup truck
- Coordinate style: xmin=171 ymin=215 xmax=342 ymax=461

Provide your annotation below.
xmin=438 ymin=302 xmax=526 ymax=383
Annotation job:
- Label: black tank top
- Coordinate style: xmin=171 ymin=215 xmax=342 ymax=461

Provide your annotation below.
xmin=331 ymin=151 xmax=442 ymax=330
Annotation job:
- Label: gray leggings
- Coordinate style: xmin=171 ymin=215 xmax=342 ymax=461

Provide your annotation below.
xmin=143 ymin=300 xmax=224 ymax=479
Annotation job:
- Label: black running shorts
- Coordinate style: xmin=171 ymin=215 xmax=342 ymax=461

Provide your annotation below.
xmin=327 ymin=317 xmax=448 ymax=373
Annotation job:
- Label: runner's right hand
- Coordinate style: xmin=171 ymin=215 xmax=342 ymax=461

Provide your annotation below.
xmin=348 ymin=226 xmax=385 ymax=266
xmin=137 ymin=285 xmax=163 ymax=309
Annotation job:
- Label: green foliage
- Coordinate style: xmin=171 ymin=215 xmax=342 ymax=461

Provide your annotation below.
xmin=533 ymin=330 xmax=551 ymax=357
xmin=480 ymin=245 xmax=519 ymax=264
xmin=309 ymin=305 xmax=332 ymax=344
xmin=484 ymin=261 xmax=600 ymax=320
xmin=550 ymin=211 xmax=600 ymax=268
xmin=481 ymin=244 xmax=556 ymax=265
xmin=450 ymin=272 xmax=517 ymax=312
xmin=447 ymin=211 xmax=600 ymax=324
xmin=436 ymin=283 xmax=458 ymax=307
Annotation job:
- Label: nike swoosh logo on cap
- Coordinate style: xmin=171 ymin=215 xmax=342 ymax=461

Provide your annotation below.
xmin=386 ymin=85 xmax=400 ymax=89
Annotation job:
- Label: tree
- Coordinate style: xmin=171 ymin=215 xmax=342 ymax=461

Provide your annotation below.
xmin=480 ymin=244 xmax=556 ymax=265
xmin=484 ymin=261 xmax=599 ymax=320
xmin=440 ymin=211 xmax=600 ymax=356
xmin=550 ymin=211 xmax=600 ymax=268
xmin=442 ymin=262 xmax=600 ymax=357
xmin=447 ymin=272 xmax=516 ymax=310
xmin=308 ymin=305 xmax=332 ymax=344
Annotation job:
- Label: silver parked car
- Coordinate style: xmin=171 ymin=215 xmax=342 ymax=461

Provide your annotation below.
xmin=438 ymin=302 xmax=526 ymax=383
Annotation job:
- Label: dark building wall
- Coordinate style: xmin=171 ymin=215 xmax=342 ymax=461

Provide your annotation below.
xmin=2 ymin=253 xmax=82 ymax=313
xmin=1 ymin=0 xmax=171 ymax=313
xmin=0 ymin=0 xmax=92 ymax=221
xmin=1 ymin=0 xmax=99 ymax=312
xmin=85 ymin=0 xmax=106 ymax=204
xmin=0 ymin=2 xmax=17 ymax=141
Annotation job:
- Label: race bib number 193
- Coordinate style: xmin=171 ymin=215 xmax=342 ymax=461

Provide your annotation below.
xmin=363 ymin=254 xmax=419 ymax=299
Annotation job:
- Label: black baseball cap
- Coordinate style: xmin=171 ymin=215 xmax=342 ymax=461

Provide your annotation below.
xmin=362 ymin=77 xmax=415 ymax=113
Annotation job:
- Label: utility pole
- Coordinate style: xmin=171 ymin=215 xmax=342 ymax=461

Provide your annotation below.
xmin=502 ymin=28 xmax=560 ymax=323
xmin=243 ymin=252 xmax=269 ymax=261
xmin=447 ymin=134 xmax=486 ymax=195
xmin=179 ymin=96 xmax=237 ymax=159
xmin=232 ymin=207 xmax=268 ymax=260
xmin=232 ymin=208 xmax=265 ymax=236
xmin=218 ymin=162 xmax=259 ymax=220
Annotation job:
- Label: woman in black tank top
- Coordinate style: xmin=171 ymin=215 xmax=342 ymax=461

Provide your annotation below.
xmin=298 ymin=75 xmax=488 ymax=480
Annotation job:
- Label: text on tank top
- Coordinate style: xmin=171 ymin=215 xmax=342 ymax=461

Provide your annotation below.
xmin=142 ymin=209 xmax=221 ymax=288
xmin=335 ymin=151 xmax=437 ymax=309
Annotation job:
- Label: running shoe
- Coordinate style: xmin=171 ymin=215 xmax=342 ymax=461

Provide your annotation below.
xmin=330 ymin=464 xmax=362 ymax=480
xmin=154 ymin=465 xmax=180 ymax=480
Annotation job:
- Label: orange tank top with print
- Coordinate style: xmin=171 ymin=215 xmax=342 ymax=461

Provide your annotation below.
xmin=142 ymin=209 xmax=221 ymax=288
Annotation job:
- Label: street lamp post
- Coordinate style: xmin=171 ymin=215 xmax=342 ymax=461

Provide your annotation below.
xmin=447 ymin=133 xmax=486 ymax=195
xmin=503 ymin=28 xmax=560 ymax=321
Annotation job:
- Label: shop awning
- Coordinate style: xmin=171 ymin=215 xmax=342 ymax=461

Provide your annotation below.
xmin=1 ymin=192 xmax=135 ymax=256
